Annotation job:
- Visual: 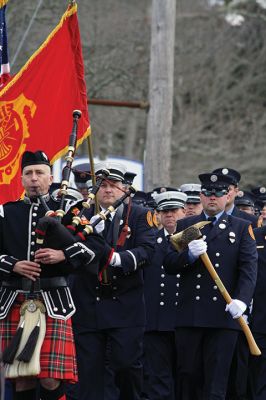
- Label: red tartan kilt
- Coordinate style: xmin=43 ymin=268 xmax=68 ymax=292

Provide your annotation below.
xmin=0 ymin=295 xmax=78 ymax=382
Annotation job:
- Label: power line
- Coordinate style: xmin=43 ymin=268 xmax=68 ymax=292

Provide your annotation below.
xmin=11 ymin=0 xmax=43 ymax=67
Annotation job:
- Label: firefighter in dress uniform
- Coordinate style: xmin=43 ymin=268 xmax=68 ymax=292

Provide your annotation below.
xmin=72 ymin=163 xmax=92 ymax=201
xmin=143 ymin=190 xmax=187 ymax=400
xmin=179 ymin=183 xmax=203 ymax=217
xmin=234 ymin=191 xmax=257 ymax=216
xmin=69 ymin=161 xmax=155 ymax=400
xmin=212 ymin=168 xmax=259 ymax=229
xmin=248 ymin=225 xmax=266 ymax=399
xmin=0 ymin=151 xmax=105 ymax=400
xmin=163 ymin=172 xmax=258 ymax=400
xmin=212 ymin=168 xmax=259 ymax=400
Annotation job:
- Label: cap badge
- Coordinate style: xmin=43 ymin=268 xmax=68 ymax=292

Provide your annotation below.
xmin=222 ymin=168 xmax=229 ymax=175
xmin=260 ymin=187 xmax=266 ymax=194
xmin=210 ymin=174 xmax=218 ymax=182
xmin=237 ymin=191 xmax=244 ymax=198
xmin=41 ymin=152 xmax=48 ymax=161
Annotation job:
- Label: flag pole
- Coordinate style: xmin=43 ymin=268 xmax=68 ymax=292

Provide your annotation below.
xmin=86 ymin=134 xmax=99 ymax=213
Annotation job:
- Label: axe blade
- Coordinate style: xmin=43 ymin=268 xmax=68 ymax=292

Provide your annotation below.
xmin=170 ymin=220 xmax=211 ymax=252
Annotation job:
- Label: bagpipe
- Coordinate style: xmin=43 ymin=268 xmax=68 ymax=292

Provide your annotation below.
xmin=2 ymin=110 xmax=83 ymax=377
xmin=34 ymin=109 xmax=137 ymax=273
xmin=3 ymin=110 xmax=138 ymax=376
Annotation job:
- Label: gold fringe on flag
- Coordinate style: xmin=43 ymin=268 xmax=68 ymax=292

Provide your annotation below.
xmin=0 ymin=0 xmax=9 ymax=8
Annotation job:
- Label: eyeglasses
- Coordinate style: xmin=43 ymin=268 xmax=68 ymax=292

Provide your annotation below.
xmin=201 ymin=189 xmax=228 ymax=198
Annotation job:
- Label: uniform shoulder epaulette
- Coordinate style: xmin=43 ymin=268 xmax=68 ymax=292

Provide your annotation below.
xmin=0 ymin=200 xmax=21 ymax=217
xmin=2 ymin=199 xmax=22 ymax=207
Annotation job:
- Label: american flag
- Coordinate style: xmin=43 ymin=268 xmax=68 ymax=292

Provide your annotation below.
xmin=0 ymin=2 xmax=10 ymax=87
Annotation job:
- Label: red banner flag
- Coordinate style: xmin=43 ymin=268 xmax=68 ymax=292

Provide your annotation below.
xmin=0 ymin=3 xmax=90 ymax=203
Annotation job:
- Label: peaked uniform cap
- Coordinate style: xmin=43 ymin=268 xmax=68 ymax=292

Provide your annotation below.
xmin=72 ymin=163 xmax=91 ymax=183
xmin=152 ymin=186 xmax=179 ymax=194
xmin=72 ymin=163 xmax=92 ymax=188
xmin=235 ymin=191 xmax=255 ymax=207
xmin=199 ymin=173 xmax=232 ymax=190
xmin=212 ymin=168 xmax=241 ymax=186
xmin=21 ymin=150 xmax=50 ymax=171
xmin=251 ymin=186 xmax=266 ymax=200
xmin=124 ymin=171 xmax=137 ymax=185
xmin=155 ymin=191 xmax=187 ymax=211
xmin=132 ymin=190 xmax=147 ymax=205
xmin=180 ymin=183 xmax=201 ymax=204
xmin=94 ymin=161 xmax=127 ymax=182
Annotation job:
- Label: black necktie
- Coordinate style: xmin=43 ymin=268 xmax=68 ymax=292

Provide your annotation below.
xmin=166 ymin=234 xmax=171 ymax=242
xmin=103 ymin=214 xmax=112 ymax=237
xmin=207 ymin=216 xmax=216 ymax=227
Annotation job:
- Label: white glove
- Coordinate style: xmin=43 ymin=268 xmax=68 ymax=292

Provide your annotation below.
xmin=110 ymin=252 xmax=121 ymax=267
xmin=225 ymin=299 xmax=247 ymax=319
xmin=188 ymin=239 xmax=207 ymax=258
xmin=90 ymin=215 xmax=105 ymax=234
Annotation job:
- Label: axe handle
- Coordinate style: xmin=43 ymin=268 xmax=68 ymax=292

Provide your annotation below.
xmin=200 ymin=252 xmax=261 ymax=356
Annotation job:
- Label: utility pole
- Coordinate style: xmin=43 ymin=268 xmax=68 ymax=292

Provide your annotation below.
xmin=144 ymin=0 xmax=176 ymax=190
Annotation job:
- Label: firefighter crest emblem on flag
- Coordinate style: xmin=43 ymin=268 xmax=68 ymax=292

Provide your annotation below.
xmin=0 ymin=94 xmax=36 ymax=184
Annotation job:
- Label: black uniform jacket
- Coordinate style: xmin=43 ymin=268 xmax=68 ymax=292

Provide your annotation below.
xmin=0 ymin=196 xmax=105 ymax=320
xmin=164 ymin=211 xmax=258 ymax=330
xmin=70 ymin=202 xmax=155 ymax=329
xmin=251 ymin=225 xmax=266 ymax=334
xmin=232 ymin=206 xmax=259 ymax=229
xmin=144 ymin=228 xmax=179 ymax=331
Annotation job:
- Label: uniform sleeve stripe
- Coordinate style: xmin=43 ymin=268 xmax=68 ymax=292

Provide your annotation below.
xmin=126 ymin=250 xmax=137 ymax=270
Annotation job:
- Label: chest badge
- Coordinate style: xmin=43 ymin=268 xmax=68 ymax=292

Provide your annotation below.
xmin=229 ymin=231 xmax=236 ymax=243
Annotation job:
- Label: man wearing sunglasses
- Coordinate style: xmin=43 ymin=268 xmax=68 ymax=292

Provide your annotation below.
xmin=212 ymin=167 xmax=259 ymax=229
xmin=163 ymin=172 xmax=258 ymax=400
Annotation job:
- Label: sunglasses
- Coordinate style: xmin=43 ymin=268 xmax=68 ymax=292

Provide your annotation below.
xmin=201 ymin=189 xmax=228 ymax=198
